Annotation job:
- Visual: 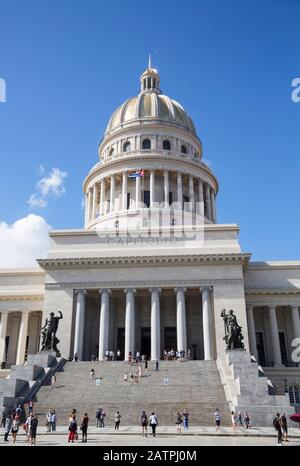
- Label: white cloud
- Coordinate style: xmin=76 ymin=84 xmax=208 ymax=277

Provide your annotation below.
xmin=28 ymin=167 xmax=68 ymax=209
xmin=0 ymin=214 xmax=51 ymax=268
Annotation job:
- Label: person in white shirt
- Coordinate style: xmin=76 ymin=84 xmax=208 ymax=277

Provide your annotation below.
xmin=149 ymin=412 xmax=158 ymax=437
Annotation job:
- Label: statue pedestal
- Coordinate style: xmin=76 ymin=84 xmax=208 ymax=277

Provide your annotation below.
xmin=217 ymin=349 xmax=294 ymax=426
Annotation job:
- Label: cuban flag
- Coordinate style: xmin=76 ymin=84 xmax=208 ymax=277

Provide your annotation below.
xmin=129 ymin=169 xmax=144 ymax=178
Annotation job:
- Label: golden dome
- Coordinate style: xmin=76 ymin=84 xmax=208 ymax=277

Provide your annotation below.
xmin=104 ymin=66 xmax=196 ymax=136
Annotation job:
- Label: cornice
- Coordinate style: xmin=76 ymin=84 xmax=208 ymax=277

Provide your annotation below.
xmin=0 ymin=294 xmax=44 ymax=302
xmin=37 ymin=253 xmax=250 ymax=270
xmin=245 ymin=289 xmax=300 ymax=296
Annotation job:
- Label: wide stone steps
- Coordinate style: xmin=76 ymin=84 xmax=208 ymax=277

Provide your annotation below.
xmin=33 ymin=361 xmax=231 ymax=426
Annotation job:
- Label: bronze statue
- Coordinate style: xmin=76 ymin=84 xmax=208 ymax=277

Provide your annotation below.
xmin=40 ymin=311 xmax=63 ymax=354
xmin=221 ymin=309 xmax=244 ymax=350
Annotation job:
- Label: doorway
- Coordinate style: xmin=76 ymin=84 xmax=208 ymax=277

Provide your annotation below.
xmin=164 ymin=327 xmax=177 ymax=351
xmin=117 ymin=328 xmax=125 ymax=360
xmin=141 ymin=327 xmax=151 ymax=359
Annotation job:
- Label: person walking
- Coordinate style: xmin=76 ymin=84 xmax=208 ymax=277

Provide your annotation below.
xmin=4 ymin=414 xmax=13 ymax=442
xmin=24 ymin=413 xmax=34 ymax=445
xmin=280 ymin=412 xmax=288 ymax=442
xmin=80 ymin=413 xmax=89 ymax=443
xmin=51 ymin=374 xmax=56 ymax=386
xmin=144 ymin=360 xmax=148 ymax=372
xmin=100 ymin=409 xmax=106 ymax=428
xmin=68 ymin=415 xmax=77 ymax=443
xmin=149 ymin=412 xmax=158 ymax=437
xmin=11 ymin=415 xmax=20 ymax=443
xmin=140 ymin=411 xmax=148 ymax=437
xmin=28 ymin=414 xmax=38 ymax=446
xmin=123 ymin=372 xmax=128 ymax=384
xmin=117 ymin=349 xmax=121 ymax=360
xmin=214 ymin=409 xmax=221 ymax=432
xmin=46 ymin=410 xmax=52 ymax=432
xmin=182 ymin=409 xmax=189 ymax=431
xmin=155 ymin=360 xmax=159 ymax=371
xmin=90 ymin=368 xmax=95 ymax=380
xmin=244 ymin=411 xmax=251 ymax=429
xmin=237 ymin=411 xmax=243 ymax=427
xmin=114 ymin=411 xmax=121 ymax=430
xmin=231 ymin=411 xmax=237 ymax=433
xmin=175 ymin=411 xmax=183 ymax=434
xmin=74 ymin=353 xmax=78 ymax=362
xmin=273 ymin=413 xmax=283 ymax=446
xmin=51 ymin=410 xmax=57 ymax=432
xmin=96 ymin=408 xmax=102 ymax=427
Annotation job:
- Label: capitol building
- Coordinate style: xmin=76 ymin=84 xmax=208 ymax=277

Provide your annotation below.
xmin=0 ymin=63 xmax=299 ymax=421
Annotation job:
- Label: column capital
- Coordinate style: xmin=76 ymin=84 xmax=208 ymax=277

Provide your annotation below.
xmin=99 ymin=289 xmax=111 ymax=295
xmin=124 ymin=288 xmax=136 ymax=295
xmin=291 ymin=305 xmax=300 ymax=310
xmin=199 ymin=286 xmax=213 ymax=293
xmin=74 ymin=289 xmax=87 ymax=295
xmin=174 ymin=287 xmax=187 ymax=294
xmin=149 ymin=287 xmax=161 ymax=294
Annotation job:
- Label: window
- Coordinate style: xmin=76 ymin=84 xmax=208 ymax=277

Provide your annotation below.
xmin=279 ymin=332 xmax=288 ymax=365
xmin=255 ymin=332 xmax=266 ymax=366
xmin=181 ymin=145 xmax=187 ymax=154
xmin=289 ymin=385 xmax=300 ymax=405
xmin=123 ymin=141 xmax=131 ymax=152
xmin=127 ymin=193 xmax=130 ymax=210
xmin=163 ymin=140 xmax=171 ymax=151
xmin=142 ymin=139 xmax=151 ymax=150
xmin=143 ymin=191 xmax=150 ymax=208
xmin=109 ymin=148 xmax=114 ymax=157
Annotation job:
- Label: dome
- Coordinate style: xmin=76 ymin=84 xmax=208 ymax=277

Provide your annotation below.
xmin=104 ymin=65 xmax=196 ymax=136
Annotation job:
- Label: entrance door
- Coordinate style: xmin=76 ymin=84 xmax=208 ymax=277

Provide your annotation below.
xmin=164 ymin=327 xmax=177 ymax=351
xmin=141 ymin=327 xmax=151 ymax=360
xmin=117 ymin=328 xmax=125 ymax=360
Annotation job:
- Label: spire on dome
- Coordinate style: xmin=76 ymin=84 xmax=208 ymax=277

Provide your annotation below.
xmin=140 ymin=57 xmax=161 ymax=93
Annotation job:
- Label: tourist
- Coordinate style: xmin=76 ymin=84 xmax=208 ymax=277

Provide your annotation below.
xmin=231 ymin=411 xmax=237 ymax=433
xmin=149 ymin=412 xmax=158 ymax=437
xmin=80 ymin=413 xmax=89 ymax=443
xmin=144 ymin=360 xmax=148 ymax=372
xmin=130 ymin=372 xmax=134 ymax=384
xmin=24 ymin=412 xmax=34 ymax=444
xmin=273 ymin=412 xmax=283 ymax=446
xmin=280 ymin=412 xmax=288 ymax=442
xmin=182 ymin=409 xmax=189 ymax=431
xmin=105 ymin=350 xmax=109 ymax=360
xmin=115 ymin=411 xmax=121 ymax=430
xmin=15 ymin=404 xmax=22 ymax=417
xmin=123 ymin=372 xmax=128 ymax=384
xmin=117 ymin=349 xmax=121 ymax=360
xmin=155 ymin=360 xmax=159 ymax=371
xmin=51 ymin=410 xmax=57 ymax=432
xmin=214 ymin=409 xmax=221 ymax=432
xmin=90 ymin=368 xmax=95 ymax=380
xmin=100 ymin=409 xmax=106 ymax=427
xmin=244 ymin=411 xmax=251 ymax=429
xmin=175 ymin=411 xmax=183 ymax=434
xmin=237 ymin=411 xmax=243 ymax=427
xmin=134 ymin=372 xmax=139 ymax=384
xmin=68 ymin=414 xmax=77 ymax=443
xmin=140 ymin=410 xmax=148 ymax=437
xmin=11 ymin=415 xmax=20 ymax=443
xmin=46 ymin=410 xmax=52 ymax=432
xmin=28 ymin=400 xmax=34 ymax=415
xmin=128 ymin=352 xmax=132 ymax=364
xmin=74 ymin=353 xmax=78 ymax=362
xmin=28 ymin=414 xmax=38 ymax=446
xmin=96 ymin=408 xmax=102 ymax=427
xmin=138 ymin=365 xmax=142 ymax=378
xmin=4 ymin=413 xmax=13 ymax=442
xmin=51 ymin=374 xmax=56 ymax=386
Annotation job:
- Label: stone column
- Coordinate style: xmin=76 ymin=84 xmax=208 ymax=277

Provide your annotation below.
xmin=92 ymin=184 xmax=97 ymax=220
xmin=164 ymin=170 xmax=169 ymax=207
xmin=291 ymin=305 xmax=300 ymax=339
xmin=73 ymin=290 xmax=86 ymax=360
xmin=0 ymin=312 xmax=8 ymax=366
xmin=268 ymin=306 xmax=283 ymax=366
xmin=189 ymin=175 xmax=194 ymax=212
xmin=99 ymin=180 xmax=105 ymax=216
xmin=124 ymin=289 xmax=135 ymax=360
xmin=86 ymin=188 xmax=91 ymax=224
xmin=150 ymin=170 xmax=155 ymax=206
xmin=122 ymin=171 xmax=127 ymax=210
xmin=16 ymin=311 xmax=30 ymax=365
xmin=210 ymin=189 xmax=217 ymax=223
xmin=201 ymin=287 xmax=214 ymax=360
xmin=98 ymin=289 xmax=110 ymax=361
xmin=246 ymin=305 xmax=258 ymax=360
xmin=205 ymin=184 xmax=212 ymax=220
xmin=110 ymin=174 xmax=115 ymax=213
xmin=198 ymin=179 xmax=204 ymax=217
xmin=136 ymin=174 xmax=142 ymax=209
xmin=150 ymin=288 xmax=161 ymax=360
xmin=177 ymin=172 xmax=183 ymax=209
xmin=175 ymin=288 xmax=187 ymax=355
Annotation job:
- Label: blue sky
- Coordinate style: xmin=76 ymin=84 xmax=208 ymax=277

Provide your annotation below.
xmin=0 ymin=0 xmax=300 ymax=262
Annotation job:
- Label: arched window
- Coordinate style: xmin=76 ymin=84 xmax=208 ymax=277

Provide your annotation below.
xmin=163 ymin=140 xmax=171 ymax=151
xmin=123 ymin=141 xmax=131 ymax=152
xmin=181 ymin=145 xmax=187 ymax=154
xmin=109 ymin=148 xmax=114 ymax=157
xmin=289 ymin=385 xmax=300 ymax=405
xmin=142 ymin=139 xmax=151 ymax=150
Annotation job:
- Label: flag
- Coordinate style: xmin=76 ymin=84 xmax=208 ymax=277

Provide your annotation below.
xmin=129 ymin=169 xmax=144 ymax=178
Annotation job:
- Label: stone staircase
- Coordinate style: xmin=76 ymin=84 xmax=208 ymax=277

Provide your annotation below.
xmin=33 ymin=360 xmax=231 ymax=426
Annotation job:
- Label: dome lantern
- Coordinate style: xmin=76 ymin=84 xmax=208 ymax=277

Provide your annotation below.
xmin=140 ymin=55 xmax=161 ymax=94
